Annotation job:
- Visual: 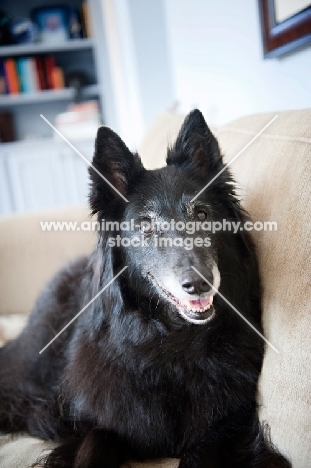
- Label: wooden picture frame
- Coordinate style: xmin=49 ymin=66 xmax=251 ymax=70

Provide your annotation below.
xmin=258 ymin=0 xmax=311 ymax=58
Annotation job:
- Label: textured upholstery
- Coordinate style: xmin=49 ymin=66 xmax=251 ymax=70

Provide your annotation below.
xmin=1 ymin=109 xmax=310 ymax=467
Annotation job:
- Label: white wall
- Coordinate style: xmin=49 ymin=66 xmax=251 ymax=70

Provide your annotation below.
xmin=164 ymin=0 xmax=311 ymax=126
xmin=129 ymin=0 xmax=174 ymax=129
xmin=100 ymin=0 xmax=174 ymax=148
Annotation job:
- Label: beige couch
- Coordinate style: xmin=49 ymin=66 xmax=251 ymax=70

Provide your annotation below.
xmin=0 ymin=109 xmax=310 ymax=467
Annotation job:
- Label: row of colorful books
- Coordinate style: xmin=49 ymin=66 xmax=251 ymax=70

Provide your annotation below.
xmin=0 ymin=56 xmax=65 ymax=95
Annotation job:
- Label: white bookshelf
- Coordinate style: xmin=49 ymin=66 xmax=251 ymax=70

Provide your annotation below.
xmin=0 ymin=0 xmax=113 ymax=215
xmin=0 ymin=85 xmax=99 ymax=106
xmin=0 ymin=0 xmax=105 ymax=141
xmin=0 ymin=39 xmax=95 ymax=58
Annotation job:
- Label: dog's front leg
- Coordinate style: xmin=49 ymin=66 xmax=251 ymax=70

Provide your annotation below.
xmin=43 ymin=428 xmax=125 ymax=468
xmin=74 ymin=428 xmax=125 ymax=468
xmin=178 ymin=444 xmax=226 ymax=468
xmin=177 ymin=418 xmax=292 ymax=468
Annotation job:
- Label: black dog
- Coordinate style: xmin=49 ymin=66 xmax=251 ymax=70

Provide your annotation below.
xmin=0 ymin=110 xmax=290 ymax=467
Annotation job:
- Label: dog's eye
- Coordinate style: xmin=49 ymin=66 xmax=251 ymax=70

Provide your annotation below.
xmin=140 ymin=220 xmax=153 ymax=234
xmin=197 ymin=210 xmax=207 ymax=221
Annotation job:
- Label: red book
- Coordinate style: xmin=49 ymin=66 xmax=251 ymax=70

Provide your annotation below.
xmin=4 ymin=59 xmax=20 ymax=94
xmin=35 ymin=56 xmax=47 ymax=90
xmin=45 ymin=56 xmax=56 ymax=90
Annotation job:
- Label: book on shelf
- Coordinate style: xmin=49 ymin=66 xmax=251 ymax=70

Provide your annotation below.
xmin=52 ymin=67 xmax=65 ymax=89
xmin=4 ymin=59 xmax=20 ymax=94
xmin=81 ymin=0 xmax=93 ymax=38
xmin=0 ymin=61 xmax=7 ymax=95
xmin=0 ymin=56 xmax=65 ymax=96
xmin=24 ymin=59 xmax=35 ymax=93
xmin=0 ymin=111 xmax=15 ymax=142
xmin=35 ymin=56 xmax=47 ymax=91
xmin=54 ymin=100 xmax=100 ymax=141
xmin=16 ymin=58 xmax=26 ymax=93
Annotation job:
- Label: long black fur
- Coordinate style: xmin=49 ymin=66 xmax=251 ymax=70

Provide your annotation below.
xmin=0 ymin=110 xmax=290 ymax=467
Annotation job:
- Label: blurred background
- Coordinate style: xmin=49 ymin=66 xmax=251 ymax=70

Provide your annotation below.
xmin=0 ymin=0 xmax=310 ymax=215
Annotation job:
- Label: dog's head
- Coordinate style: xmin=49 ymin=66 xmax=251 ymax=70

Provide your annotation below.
xmin=89 ymin=110 xmax=245 ymax=325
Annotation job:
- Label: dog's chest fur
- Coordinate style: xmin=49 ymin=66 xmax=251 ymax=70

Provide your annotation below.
xmin=64 ymin=324 xmax=254 ymax=457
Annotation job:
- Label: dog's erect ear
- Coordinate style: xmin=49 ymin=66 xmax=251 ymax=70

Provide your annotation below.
xmin=89 ymin=126 xmax=145 ymax=212
xmin=166 ymin=109 xmax=222 ymax=173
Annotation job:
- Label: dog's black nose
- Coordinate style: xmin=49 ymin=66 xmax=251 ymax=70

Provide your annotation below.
xmin=181 ymin=269 xmax=213 ymax=295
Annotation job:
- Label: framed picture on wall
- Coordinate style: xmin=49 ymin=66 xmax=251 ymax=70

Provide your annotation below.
xmin=258 ymin=0 xmax=311 ymax=57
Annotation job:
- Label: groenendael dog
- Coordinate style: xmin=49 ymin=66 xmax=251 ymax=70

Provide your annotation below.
xmin=0 ymin=110 xmax=290 ymax=467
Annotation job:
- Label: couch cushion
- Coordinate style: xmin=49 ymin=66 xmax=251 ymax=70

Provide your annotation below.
xmin=0 ymin=434 xmax=56 ymax=468
xmin=0 ymin=314 xmax=27 ymax=347
xmin=138 ymin=112 xmax=185 ymax=169
xmin=0 ymin=204 xmax=95 ymax=317
xmin=0 ymin=434 xmax=178 ymax=468
xmin=217 ymin=109 xmax=311 ymax=468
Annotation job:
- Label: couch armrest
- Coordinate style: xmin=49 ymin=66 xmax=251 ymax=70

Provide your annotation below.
xmin=0 ymin=204 xmax=95 ymax=317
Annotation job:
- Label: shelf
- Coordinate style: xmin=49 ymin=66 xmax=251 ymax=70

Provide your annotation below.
xmin=0 ymin=39 xmax=95 ymax=58
xmin=0 ymin=85 xmax=100 ymax=107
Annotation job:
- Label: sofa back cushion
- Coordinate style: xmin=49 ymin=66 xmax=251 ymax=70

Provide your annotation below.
xmin=215 ymin=109 xmax=311 ymax=467
xmin=0 ymin=205 xmax=94 ymax=317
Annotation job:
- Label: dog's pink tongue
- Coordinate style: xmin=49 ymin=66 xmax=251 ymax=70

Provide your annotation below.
xmin=189 ymin=297 xmax=212 ymax=309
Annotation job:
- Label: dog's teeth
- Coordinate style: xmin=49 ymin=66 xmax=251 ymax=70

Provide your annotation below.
xmin=189 ymin=303 xmax=211 ymax=313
